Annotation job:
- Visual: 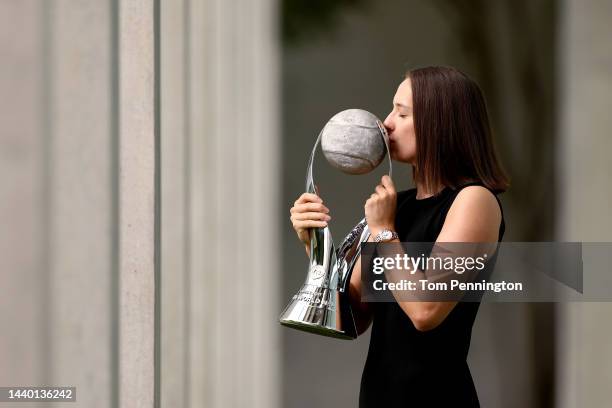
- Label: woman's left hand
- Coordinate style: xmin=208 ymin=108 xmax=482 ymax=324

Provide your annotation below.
xmin=365 ymin=175 xmax=397 ymax=236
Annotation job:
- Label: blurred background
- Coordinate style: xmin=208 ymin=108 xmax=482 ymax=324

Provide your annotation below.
xmin=1 ymin=0 xmax=611 ymax=407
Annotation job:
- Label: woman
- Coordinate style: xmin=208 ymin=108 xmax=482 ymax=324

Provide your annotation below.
xmin=290 ymin=66 xmax=509 ymax=407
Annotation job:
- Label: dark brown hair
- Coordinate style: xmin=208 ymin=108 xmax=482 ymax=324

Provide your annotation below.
xmin=407 ymin=66 xmax=510 ymax=194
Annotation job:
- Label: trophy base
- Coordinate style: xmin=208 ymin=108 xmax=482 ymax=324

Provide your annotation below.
xmin=279 ymin=284 xmax=357 ymax=340
xmin=280 ymin=319 xmax=355 ymax=340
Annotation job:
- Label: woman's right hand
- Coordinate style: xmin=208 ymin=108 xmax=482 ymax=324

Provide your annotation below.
xmin=289 ymin=192 xmax=331 ymax=247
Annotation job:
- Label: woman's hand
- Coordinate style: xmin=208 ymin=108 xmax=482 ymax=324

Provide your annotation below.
xmin=290 ymin=192 xmax=331 ymax=247
xmin=365 ymin=175 xmax=397 ymax=236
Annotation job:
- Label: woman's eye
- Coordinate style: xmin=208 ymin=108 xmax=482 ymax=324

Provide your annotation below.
xmin=399 ymin=114 xmax=407 ymax=118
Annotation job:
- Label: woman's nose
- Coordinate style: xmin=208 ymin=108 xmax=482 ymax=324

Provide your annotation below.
xmin=383 ymin=114 xmax=394 ymax=132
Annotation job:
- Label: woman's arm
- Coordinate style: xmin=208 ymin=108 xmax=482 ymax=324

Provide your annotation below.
xmin=395 ymin=185 xmax=502 ymax=331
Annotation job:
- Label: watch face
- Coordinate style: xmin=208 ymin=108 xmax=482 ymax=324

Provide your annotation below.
xmin=382 ymin=230 xmax=392 ymax=240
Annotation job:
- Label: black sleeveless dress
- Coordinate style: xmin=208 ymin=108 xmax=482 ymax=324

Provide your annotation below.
xmin=359 ymin=181 xmax=506 ymax=408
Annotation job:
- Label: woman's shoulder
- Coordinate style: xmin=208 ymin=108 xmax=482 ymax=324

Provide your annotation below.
xmin=451 ymin=185 xmax=501 ymax=213
xmin=444 ymin=183 xmax=505 ymax=241
xmin=449 ymin=180 xmax=503 ymax=197
xmin=449 ymin=182 xmax=504 ymax=214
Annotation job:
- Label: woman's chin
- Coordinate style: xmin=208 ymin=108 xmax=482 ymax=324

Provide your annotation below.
xmin=390 ymin=152 xmax=412 ymax=164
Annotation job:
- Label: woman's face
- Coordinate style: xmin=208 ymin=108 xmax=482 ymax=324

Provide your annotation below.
xmin=383 ymin=78 xmax=416 ymax=164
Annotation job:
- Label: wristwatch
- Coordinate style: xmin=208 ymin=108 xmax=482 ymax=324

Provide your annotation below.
xmin=374 ymin=229 xmax=399 ymax=243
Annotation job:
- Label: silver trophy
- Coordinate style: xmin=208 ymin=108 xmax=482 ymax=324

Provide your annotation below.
xmin=279 ymin=109 xmax=393 ymax=340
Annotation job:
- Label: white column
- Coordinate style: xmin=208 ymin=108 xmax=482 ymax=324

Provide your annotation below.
xmin=556 ymin=0 xmax=612 ymax=407
xmin=1 ymin=0 xmax=279 ymax=406
xmin=118 ymin=0 xmax=156 ymax=407
xmin=185 ymin=0 xmax=210 ymax=404
xmin=209 ymin=0 xmax=264 ymax=405
xmin=160 ymin=0 xmax=281 ymax=407
xmin=45 ymin=0 xmax=156 ymax=406
xmin=0 ymin=0 xmax=47 ymax=392
xmin=160 ymin=0 xmax=188 ymax=407
xmin=203 ymin=0 xmax=281 ymax=403
xmin=47 ymin=1 xmax=114 ymax=407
